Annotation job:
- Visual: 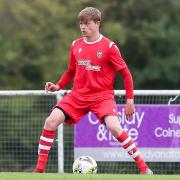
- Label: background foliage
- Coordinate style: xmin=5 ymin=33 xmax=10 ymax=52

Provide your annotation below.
xmin=0 ymin=0 xmax=180 ymax=173
xmin=0 ymin=0 xmax=179 ymax=90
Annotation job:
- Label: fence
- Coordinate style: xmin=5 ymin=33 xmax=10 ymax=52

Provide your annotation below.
xmin=0 ymin=90 xmax=179 ymax=174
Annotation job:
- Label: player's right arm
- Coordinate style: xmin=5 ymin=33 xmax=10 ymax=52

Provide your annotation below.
xmin=56 ymin=44 xmax=76 ymax=89
xmin=45 ymin=82 xmax=59 ymax=92
xmin=45 ymin=44 xmax=76 ymax=92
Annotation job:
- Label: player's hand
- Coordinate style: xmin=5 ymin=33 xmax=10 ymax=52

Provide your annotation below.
xmin=45 ymin=82 xmax=60 ymax=92
xmin=125 ymin=99 xmax=135 ymax=120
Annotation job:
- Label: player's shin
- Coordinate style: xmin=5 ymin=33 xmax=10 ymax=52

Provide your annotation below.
xmin=34 ymin=128 xmax=56 ymax=173
xmin=116 ymin=130 xmax=150 ymax=174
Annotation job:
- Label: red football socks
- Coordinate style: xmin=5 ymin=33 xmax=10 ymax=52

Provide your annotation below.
xmin=117 ymin=131 xmax=148 ymax=173
xmin=34 ymin=154 xmax=48 ymax=173
xmin=35 ymin=128 xmax=56 ymax=173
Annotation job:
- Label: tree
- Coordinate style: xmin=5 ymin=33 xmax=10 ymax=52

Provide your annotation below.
xmin=0 ymin=0 xmax=179 ymax=90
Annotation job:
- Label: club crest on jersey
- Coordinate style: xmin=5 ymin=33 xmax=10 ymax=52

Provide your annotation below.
xmin=97 ymin=50 xmax=103 ymax=59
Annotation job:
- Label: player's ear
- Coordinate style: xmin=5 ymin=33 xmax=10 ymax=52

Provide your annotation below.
xmin=96 ymin=21 xmax=101 ymax=28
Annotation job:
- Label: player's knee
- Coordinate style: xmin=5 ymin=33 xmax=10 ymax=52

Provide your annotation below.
xmin=106 ymin=123 xmax=123 ymax=138
xmin=104 ymin=116 xmax=123 ymax=137
xmin=44 ymin=116 xmax=58 ymax=130
xmin=110 ymin=126 xmax=122 ymax=138
xmin=44 ymin=108 xmax=65 ymax=130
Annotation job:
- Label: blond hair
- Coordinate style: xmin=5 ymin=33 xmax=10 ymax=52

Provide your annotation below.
xmin=78 ymin=7 xmax=101 ymax=22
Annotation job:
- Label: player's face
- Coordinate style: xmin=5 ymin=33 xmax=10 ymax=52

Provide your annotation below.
xmin=79 ymin=20 xmax=100 ymax=40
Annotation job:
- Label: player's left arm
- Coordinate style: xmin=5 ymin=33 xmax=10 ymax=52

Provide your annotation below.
xmin=109 ymin=43 xmax=135 ymax=120
xmin=119 ymin=67 xmax=135 ymax=120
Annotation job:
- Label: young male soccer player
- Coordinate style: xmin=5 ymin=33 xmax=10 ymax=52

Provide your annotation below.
xmin=34 ymin=7 xmax=153 ymax=175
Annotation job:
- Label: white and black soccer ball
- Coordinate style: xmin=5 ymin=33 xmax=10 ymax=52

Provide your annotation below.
xmin=72 ymin=156 xmax=97 ymax=174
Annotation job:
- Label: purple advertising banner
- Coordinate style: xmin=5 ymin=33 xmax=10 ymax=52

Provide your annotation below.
xmin=74 ymin=105 xmax=180 ymax=148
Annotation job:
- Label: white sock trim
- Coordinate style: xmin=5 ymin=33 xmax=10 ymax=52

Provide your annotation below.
xmin=120 ymin=136 xmax=131 ymax=146
xmin=39 ymin=144 xmax=51 ymax=150
xmin=40 ymin=136 xmax=54 ymax=143
xmin=131 ymin=150 xmax=140 ymax=158
xmin=126 ymin=143 xmax=136 ymax=152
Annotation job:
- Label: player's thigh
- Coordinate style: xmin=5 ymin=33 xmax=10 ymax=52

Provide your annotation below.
xmin=90 ymin=98 xmax=118 ymax=123
xmin=104 ymin=115 xmax=123 ymax=138
xmin=57 ymin=93 xmax=89 ymax=125
xmin=44 ymin=108 xmax=65 ymax=130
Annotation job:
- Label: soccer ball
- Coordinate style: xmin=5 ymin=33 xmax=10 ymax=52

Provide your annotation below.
xmin=72 ymin=156 xmax=97 ymax=174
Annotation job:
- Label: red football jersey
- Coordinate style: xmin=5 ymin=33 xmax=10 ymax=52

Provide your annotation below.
xmin=57 ymin=35 xmax=129 ymax=100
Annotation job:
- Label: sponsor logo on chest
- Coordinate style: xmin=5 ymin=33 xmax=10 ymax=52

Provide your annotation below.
xmin=77 ymin=59 xmax=101 ymax=71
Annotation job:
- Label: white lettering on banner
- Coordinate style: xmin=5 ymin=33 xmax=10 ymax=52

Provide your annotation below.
xmin=154 ymin=113 xmax=180 ymax=138
xmin=74 ymin=148 xmax=180 ymax=162
xmin=102 ymin=149 xmax=180 ymax=162
xmin=96 ymin=124 xmax=117 ymax=142
xmin=88 ymin=112 xmax=99 ymax=125
xmin=88 ymin=109 xmax=142 ymax=144
xmin=97 ymin=125 xmax=107 ymax=141
xmin=118 ymin=108 xmax=144 ymax=128
xmin=169 ymin=113 xmax=180 ymax=125
xmin=126 ymin=128 xmax=138 ymax=141
xmin=155 ymin=127 xmax=180 ymax=137
xmin=88 ymin=108 xmax=145 ymax=128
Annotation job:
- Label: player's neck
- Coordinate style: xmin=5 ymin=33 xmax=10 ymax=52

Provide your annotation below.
xmin=84 ymin=32 xmax=101 ymax=42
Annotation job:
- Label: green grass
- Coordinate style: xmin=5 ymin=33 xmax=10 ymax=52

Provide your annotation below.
xmin=0 ymin=173 xmax=180 ymax=180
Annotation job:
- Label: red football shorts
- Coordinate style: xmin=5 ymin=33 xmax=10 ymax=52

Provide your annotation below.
xmin=56 ymin=92 xmax=118 ymax=125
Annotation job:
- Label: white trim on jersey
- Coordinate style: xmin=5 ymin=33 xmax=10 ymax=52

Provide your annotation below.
xmin=72 ymin=40 xmax=76 ymax=46
xmin=109 ymin=41 xmax=114 ymax=48
xmin=83 ymin=34 xmax=103 ymax=44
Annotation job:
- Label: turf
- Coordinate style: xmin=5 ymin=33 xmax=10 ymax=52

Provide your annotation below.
xmin=0 ymin=173 xmax=180 ymax=180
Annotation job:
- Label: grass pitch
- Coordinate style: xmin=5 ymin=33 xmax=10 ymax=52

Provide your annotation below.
xmin=0 ymin=173 xmax=180 ymax=180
